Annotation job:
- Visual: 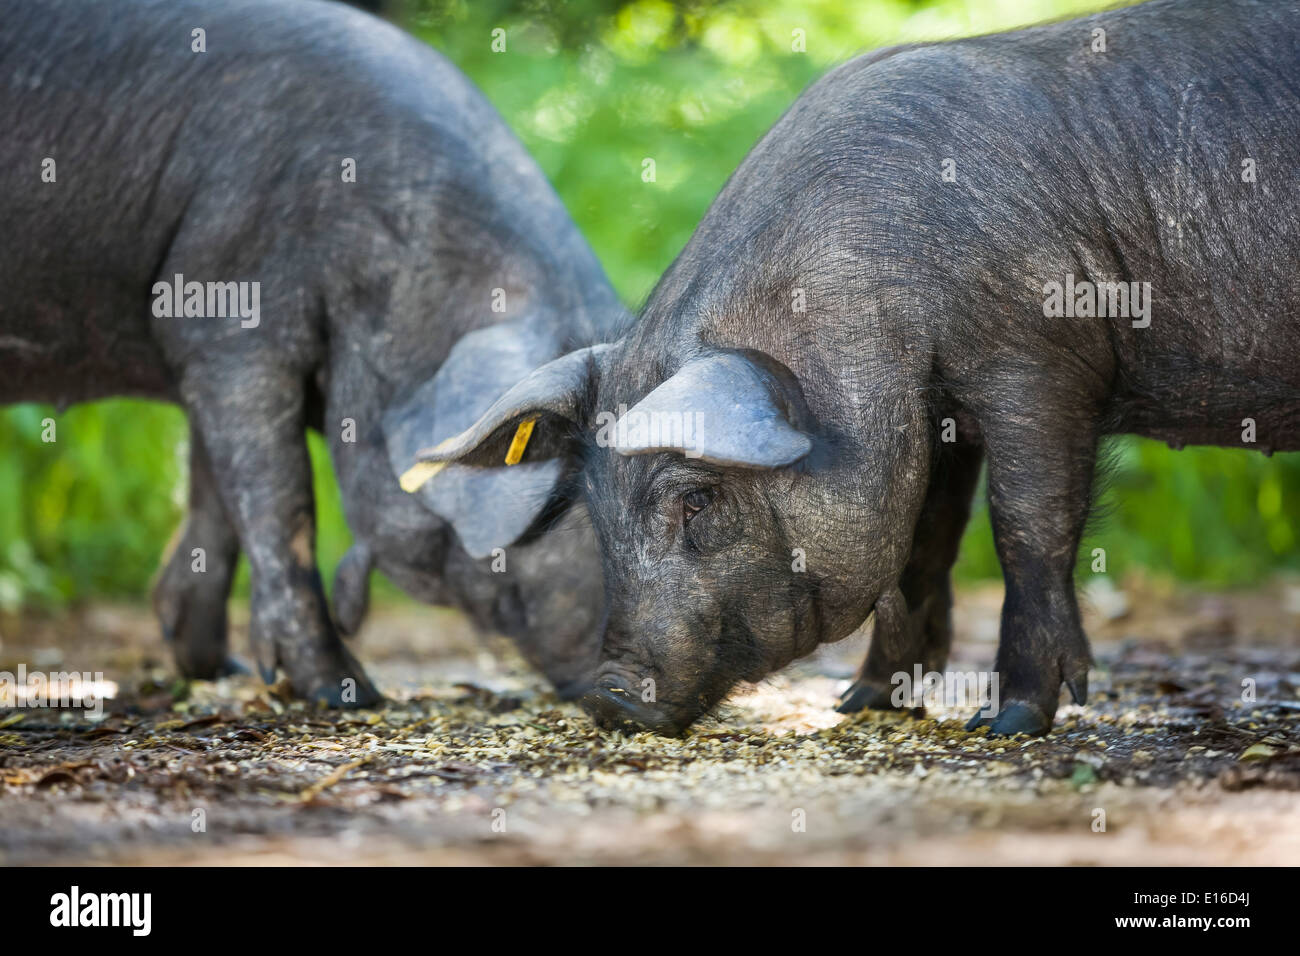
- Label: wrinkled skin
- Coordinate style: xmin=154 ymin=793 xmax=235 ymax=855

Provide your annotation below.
xmin=0 ymin=0 xmax=621 ymax=704
xmin=421 ymin=0 xmax=1300 ymax=736
xmin=579 ymin=355 xmax=933 ymax=732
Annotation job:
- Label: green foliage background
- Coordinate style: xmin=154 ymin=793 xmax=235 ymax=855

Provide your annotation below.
xmin=2 ymin=0 xmax=1298 ymax=611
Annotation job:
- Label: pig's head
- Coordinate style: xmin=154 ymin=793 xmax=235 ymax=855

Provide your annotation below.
xmin=328 ymin=318 xmax=607 ymax=698
xmin=409 ymin=334 xmax=933 ymax=733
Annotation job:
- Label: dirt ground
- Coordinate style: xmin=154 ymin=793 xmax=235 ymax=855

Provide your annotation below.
xmin=1 ymin=577 xmax=1299 ymax=866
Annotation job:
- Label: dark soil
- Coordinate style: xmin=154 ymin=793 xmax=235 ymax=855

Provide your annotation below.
xmin=1 ymin=578 xmax=1298 ymax=865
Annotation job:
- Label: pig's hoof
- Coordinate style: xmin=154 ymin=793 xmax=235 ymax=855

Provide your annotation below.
xmin=155 ymin=567 xmax=236 ymax=680
xmin=165 ymin=614 xmax=233 ymax=681
xmin=304 ymin=679 xmax=383 ymax=708
xmin=965 ymin=701 xmax=1052 ymax=737
xmin=172 ymin=654 xmax=245 ymax=682
xmin=296 ymin=661 xmax=383 ymax=709
xmin=837 ymin=679 xmax=906 ymax=714
xmin=213 ymin=656 xmax=249 ymax=678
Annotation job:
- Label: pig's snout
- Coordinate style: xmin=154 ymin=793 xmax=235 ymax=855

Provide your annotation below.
xmin=581 ymin=684 xmax=681 ymax=736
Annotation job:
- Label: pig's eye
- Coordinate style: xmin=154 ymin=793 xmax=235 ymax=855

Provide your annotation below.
xmin=682 ymin=488 xmax=714 ymax=523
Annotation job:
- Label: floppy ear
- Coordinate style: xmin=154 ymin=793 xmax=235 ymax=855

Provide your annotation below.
xmin=382 ymin=322 xmax=597 ymax=559
xmin=404 ymin=342 xmax=612 ymax=468
xmin=612 ymin=351 xmax=813 ymax=468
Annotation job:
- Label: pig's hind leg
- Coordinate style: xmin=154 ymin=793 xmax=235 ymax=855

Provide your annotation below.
xmin=180 ymin=362 xmax=381 ymax=707
xmin=153 ymin=430 xmax=243 ymax=680
xmin=838 ymin=441 xmax=983 ymax=714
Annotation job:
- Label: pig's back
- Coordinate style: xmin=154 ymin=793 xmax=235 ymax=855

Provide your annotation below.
xmin=0 ymin=0 xmax=563 ymax=403
xmin=848 ymin=0 xmax=1300 ymax=425
xmin=670 ymin=0 xmax=1300 ymax=436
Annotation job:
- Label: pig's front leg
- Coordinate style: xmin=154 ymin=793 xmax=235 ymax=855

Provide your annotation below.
xmin=968 ymin=409 xmax=1095 ymax=736
xmin=838 ymin=442 xmax=983 ymax=713
xmin=180 ymin=364 xmax=381 ymax=707
xmin=153 ymin=430 xmax=242 ymax=679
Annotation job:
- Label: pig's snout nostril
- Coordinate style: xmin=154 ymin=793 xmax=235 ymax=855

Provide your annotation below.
xmin=580 ymin=686 xmax=635 ymax=728
xmin=580 ymin=686 xmax=678 ymax=736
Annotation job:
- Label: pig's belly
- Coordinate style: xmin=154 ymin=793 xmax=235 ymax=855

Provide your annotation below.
xmin=0 ymin=303 xmax=175 ymax=406
xmin=1109 ymin=368 xmax=1300 ymax=453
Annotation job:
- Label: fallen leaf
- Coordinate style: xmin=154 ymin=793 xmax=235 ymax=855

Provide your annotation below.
xmin=1239 ymin=743 xmax=1278 ymax=762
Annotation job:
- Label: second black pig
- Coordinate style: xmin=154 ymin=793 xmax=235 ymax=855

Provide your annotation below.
xmin=412 ymin=0 xmax=1300 ymax=735
xmin=0 ymin=0 xmax=624 ymax=703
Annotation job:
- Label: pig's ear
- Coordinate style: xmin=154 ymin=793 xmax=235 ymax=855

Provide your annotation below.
xmin=614 ymin=351 xmax=813 ymax=468
xmin=382 ymin=324 xmax=603 ymax=559
xmin=401 ymin=343 xmax=612 ymax=471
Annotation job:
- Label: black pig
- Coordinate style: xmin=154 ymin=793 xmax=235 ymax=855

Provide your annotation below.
xmin=0 ymin=0 xmax=624 ymax=704
xmin=414 ymin=0 xmax=1300 ymax=735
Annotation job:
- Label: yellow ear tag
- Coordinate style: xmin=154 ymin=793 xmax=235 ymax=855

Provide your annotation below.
xmin=504 ymin=418 xmax=537 ymax=466
xmin=398 ymin=434 xmax=461 ymax=493
xmin=399 ymin=460 xmax=446 ymax=493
